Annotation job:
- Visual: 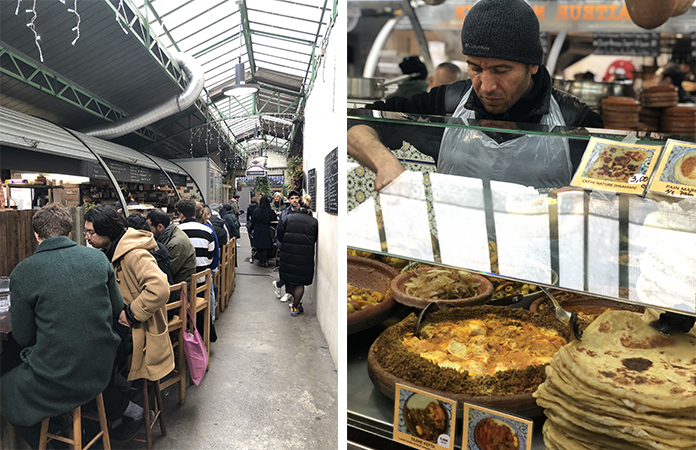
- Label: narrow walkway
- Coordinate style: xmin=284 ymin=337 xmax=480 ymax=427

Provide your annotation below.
xmin=143 ymin=229 xmax=338 ymax=449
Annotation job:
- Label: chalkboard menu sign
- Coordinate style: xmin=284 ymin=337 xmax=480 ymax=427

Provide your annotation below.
xmin=307 ymin=168 xmax=316 ymax=211
xmin=89 ymin=159 xmax=186 ymax=186
xmin=592 ymin=32 xmax=659 ymax=57
xmin=323 ymin=148 xmax=338 ymax=214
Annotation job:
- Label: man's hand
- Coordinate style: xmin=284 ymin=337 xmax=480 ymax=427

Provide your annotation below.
xmin=118 ymin=310 xmax=131 ymax=327
xmin=348 ymin=125 xmax=406 ymax=192
xmin=374 ymin=157 xmax=406 ymax=191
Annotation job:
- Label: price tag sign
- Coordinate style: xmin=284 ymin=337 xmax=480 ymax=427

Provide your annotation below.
xmin=393 ymin=384 xmax=456 ymax=450
xmin=628 ymin=174 xmax=647 ymax=185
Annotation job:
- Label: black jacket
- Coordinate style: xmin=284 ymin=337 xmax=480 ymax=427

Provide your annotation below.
xmin=362 ymin=66 xmax=604 ymax=174
xmin=251 ymin=204 xmax=276 ymax=250
xmin=277 ymin=209 xmax=318 ymax=286
xmin=209 ymin=214 xmax=229 ymax=245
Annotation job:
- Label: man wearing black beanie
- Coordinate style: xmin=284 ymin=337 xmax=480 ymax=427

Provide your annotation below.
xmin=348 ymin=0 xmax=603 ymax=190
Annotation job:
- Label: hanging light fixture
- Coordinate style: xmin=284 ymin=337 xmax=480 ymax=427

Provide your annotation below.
xmin=222 ymin=60 xmax=259 ymax=97
xmin=223 ymin=6 xmax=259 ymax=98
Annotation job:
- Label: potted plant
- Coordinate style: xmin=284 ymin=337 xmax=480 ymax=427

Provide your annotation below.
xmin=253 ymin=176 xmax=273 ymax=197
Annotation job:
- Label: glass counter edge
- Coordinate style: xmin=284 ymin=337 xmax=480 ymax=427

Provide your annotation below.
xmin=348 ymin=109 xmax=696 ymax=146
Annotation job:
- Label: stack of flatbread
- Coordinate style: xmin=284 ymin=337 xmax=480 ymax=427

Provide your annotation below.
xmin=534 ymin=310 xmax=696 ymax=450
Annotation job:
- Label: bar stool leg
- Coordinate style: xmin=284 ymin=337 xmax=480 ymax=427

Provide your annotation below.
xmin=72 ymin=408 xmax=82 ymax=450
xmin=96 ymin=393 xmax=111 ymax=450
xmin=141 ymin=380 xmax=152 ymax=450
xmin=154 ymin=380 xmax=167 ymax=437
xmin=38 ymin=419 xmax=50 ymax=450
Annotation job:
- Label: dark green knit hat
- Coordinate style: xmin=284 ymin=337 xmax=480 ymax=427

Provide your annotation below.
xmin=461 ymin=0 xmax=543 ymax=66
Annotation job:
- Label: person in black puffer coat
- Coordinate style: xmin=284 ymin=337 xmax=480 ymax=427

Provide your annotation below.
xmin=250 ymin=195 xmax=276 ymax=267
xmin=276 ymin=194 xmax=318 ymax=316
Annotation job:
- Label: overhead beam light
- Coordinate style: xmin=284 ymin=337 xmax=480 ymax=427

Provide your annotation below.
xmin=222 ymin=62 xmax=259 ymax=98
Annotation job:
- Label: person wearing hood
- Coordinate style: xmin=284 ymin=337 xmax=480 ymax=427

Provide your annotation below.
xmin=348 ymin=0 xmax=603 ymax=191
xmin=208 ymin=203 xmax=230 ymax=246
xmin=270 ymin=192 xmax=288 ymax=215
xmin=84 ymin=205 xmax=174 ymax=441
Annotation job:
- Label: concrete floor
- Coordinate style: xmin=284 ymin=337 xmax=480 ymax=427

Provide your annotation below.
xmin=120 ymin=230 xmax=338 ymax=449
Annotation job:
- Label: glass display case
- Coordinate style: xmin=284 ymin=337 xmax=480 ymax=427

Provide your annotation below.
xmin=346 ymin=108 xmax=696 ymax=449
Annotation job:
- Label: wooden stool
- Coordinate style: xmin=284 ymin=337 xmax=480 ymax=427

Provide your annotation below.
xmin=38 ymin=392 xmax=110 ymax=450
xmin=132 ymin=379 xmax=166 ymax=450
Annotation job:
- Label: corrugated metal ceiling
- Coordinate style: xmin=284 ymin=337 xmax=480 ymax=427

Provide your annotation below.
xmin=0 ymin=0 xmax=335 ymax=173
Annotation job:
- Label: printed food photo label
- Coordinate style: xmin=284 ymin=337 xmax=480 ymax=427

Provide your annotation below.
xmin=571 ymin=137 xmax=664 ymax=195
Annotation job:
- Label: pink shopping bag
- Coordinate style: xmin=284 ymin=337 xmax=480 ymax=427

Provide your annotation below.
xmin=181 ymin=284 xmax=208 ymax=385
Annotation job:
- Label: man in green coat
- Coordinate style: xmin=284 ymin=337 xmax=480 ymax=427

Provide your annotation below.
xmin=1 ymin=204 xmax=123 ymax=448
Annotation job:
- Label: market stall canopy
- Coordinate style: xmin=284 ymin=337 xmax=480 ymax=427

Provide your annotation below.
xmin=0 ymin=105 xmax=187 ymax=179
xmin=0 ymin=0 xmax=334 ymax=168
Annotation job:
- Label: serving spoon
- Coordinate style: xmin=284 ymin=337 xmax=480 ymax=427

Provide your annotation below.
xmin=539 ymin=286 xmax=571 ymax=325
xmin=414 ymin=302 xmax=439 ymax=338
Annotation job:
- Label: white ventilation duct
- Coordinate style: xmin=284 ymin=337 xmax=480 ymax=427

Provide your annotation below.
xmin=83 ymin=52 xmax=204 ymax=139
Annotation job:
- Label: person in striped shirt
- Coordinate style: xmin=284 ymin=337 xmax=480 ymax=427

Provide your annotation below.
xmin=175 ymin=199 xmax=215 ymax=282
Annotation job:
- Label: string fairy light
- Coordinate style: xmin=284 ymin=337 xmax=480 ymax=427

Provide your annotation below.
xmin=67 ymin=0 xmax=81 ymax=46
xmin=25 ymin=0 xmax=43 ymax=62
xmin=14 ymin=0 xmax=22 ymax=15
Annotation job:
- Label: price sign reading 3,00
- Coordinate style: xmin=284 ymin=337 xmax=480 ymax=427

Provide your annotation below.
xmin=628 ymin=174 xmax=647 ymax=185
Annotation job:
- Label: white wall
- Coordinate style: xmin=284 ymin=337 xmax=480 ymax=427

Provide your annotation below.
xmin=302 ymin=13 xmax=343 ymax=368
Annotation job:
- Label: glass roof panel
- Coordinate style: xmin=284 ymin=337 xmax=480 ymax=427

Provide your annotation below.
xmin=132 ymin=0 xmax=333 ymax=155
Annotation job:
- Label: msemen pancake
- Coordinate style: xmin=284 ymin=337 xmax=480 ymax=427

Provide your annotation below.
xmin=674 ymin=152 xmax=696 ymax=186
xmin=534 ymin=310 xmax=696 ymax=449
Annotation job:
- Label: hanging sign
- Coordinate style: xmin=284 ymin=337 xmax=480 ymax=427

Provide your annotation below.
xmin=245 ymin=159 xmax=267 ymax=177
xmin=407 ymin=2 xmax=694 ymax=32
xmin=324 ymin=148 xmax=338 ymax=214
xmin=307 ymin=168 xmax=317 ymax=211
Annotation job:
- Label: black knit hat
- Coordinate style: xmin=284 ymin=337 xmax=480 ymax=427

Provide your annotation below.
xmin=461 ymin=0 xmax=543 ymax=66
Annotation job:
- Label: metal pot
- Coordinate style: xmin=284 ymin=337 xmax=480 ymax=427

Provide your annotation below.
xmin=348 ymin=74 xmax=417 ymax=100
xmin=348 ymin=77 xmax=385 ymax=100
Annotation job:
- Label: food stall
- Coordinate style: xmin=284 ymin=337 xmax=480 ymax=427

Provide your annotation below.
xmin=346 ymin=110 xmax=696 ymax=449
xmin=1 ymin=106 xmax=194 ymax=213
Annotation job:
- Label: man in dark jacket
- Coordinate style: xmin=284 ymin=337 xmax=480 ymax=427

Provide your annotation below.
xmin=348 ymin=0 xmax=603 ymax=190
xmin=127 ymin=213 xmax=174 ymax=286
xmin=2 ymin=204 xmax=123 ymax=448
xmin=147 ymin=208 xmax=196 ymax=284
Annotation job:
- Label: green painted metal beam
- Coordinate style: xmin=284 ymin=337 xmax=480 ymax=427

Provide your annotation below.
xmin=142 ymin=0 xmax=182 ymax=52
xmin=0 ymin=45 xmax=161 ymax=142
xmin=102 ymin=0 xmax=236 ymax=152
xmin=238 ymin=1 xmax=257 ymax=82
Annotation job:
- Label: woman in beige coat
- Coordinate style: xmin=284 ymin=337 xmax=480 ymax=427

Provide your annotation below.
xmin=85 ymin=205 xmax=174 ymax=440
